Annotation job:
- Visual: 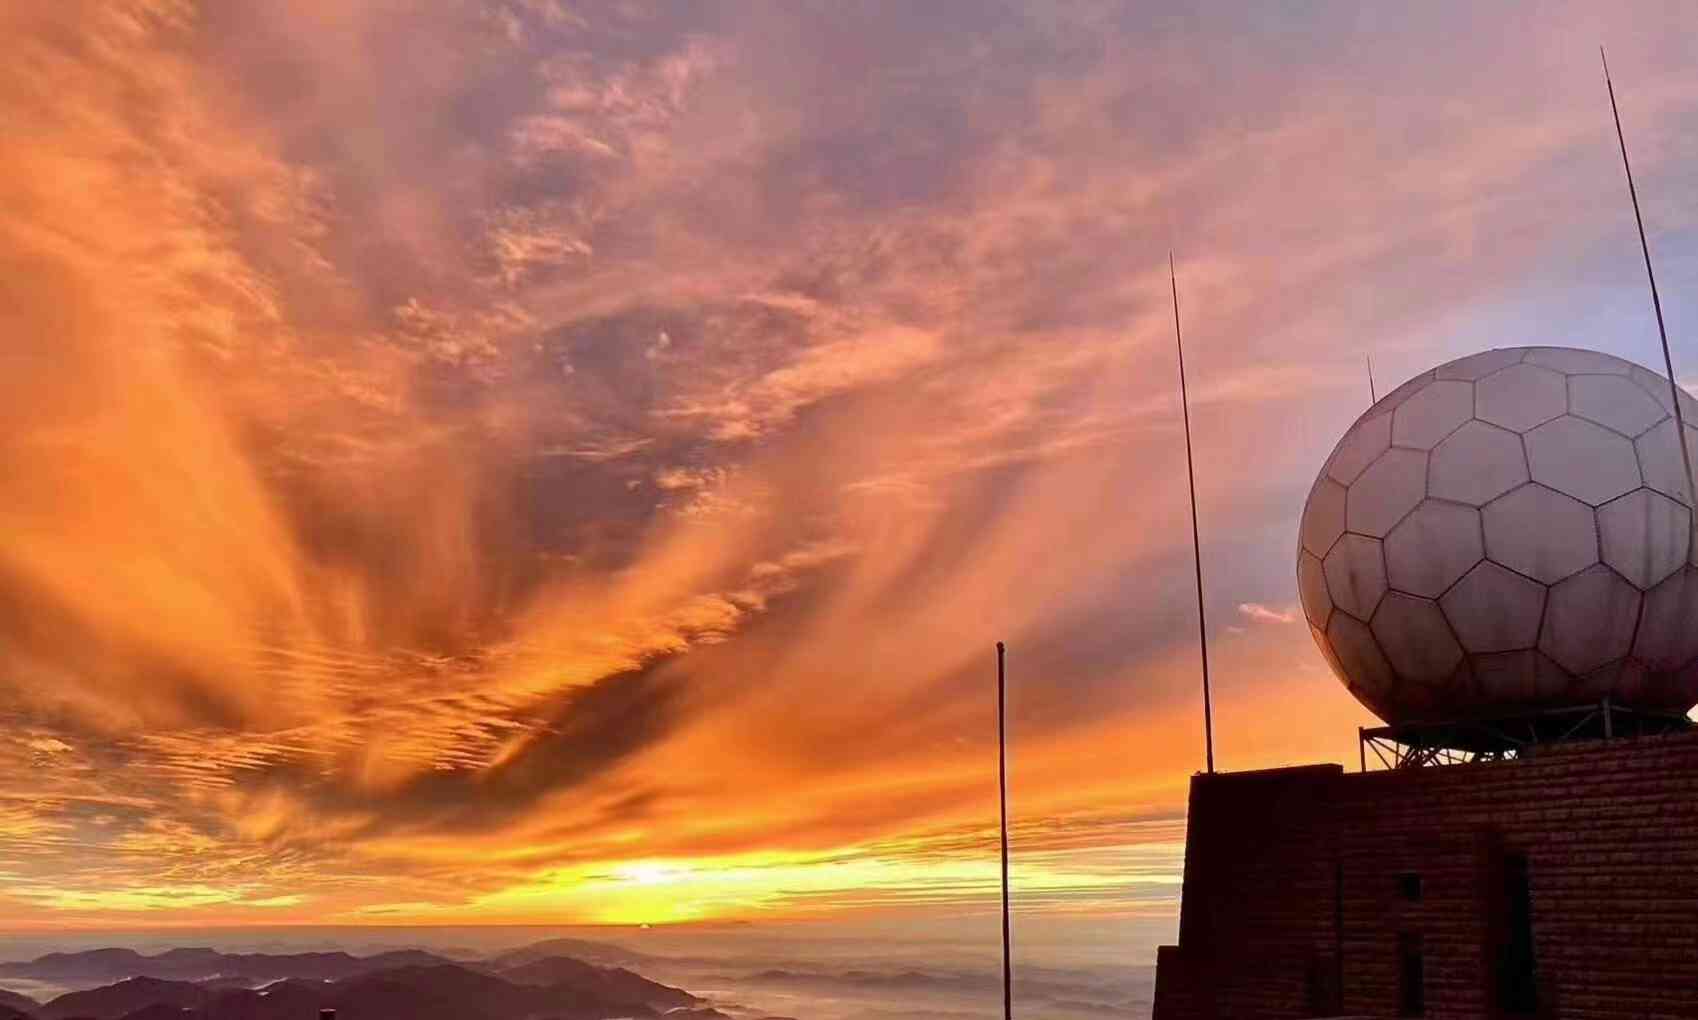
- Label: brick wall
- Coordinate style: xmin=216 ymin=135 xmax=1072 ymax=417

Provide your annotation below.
xmin=1151 ymin=730 xmax=1698 ymax=1020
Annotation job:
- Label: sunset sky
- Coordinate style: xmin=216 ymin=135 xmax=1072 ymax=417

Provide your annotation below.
xmin=4 ymin=0 xmax=1698 ymax=930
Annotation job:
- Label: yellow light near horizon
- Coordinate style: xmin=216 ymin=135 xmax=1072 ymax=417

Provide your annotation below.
xmin=614 ymin=862 xmax=688 ymax=886
xmin=456 ymin=842 xmax=1184 ymax=927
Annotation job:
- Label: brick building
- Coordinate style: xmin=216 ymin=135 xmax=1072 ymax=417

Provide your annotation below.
xmin=1151 ymin=729 xmax=1698 ymax=1020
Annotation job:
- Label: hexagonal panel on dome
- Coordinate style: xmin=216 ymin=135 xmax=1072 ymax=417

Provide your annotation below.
xmin=1598 ymin=488 xmax=1691 ymax=590
xmin=1328 ymin=612 xmax=1395 ymax=699
xmin=1476 ymin=363 xmax=1568 ymax=433
xmin=1440 ymin=560 xmax=1545 ymax=652
xmin=1539 ymin=565 xmax=1642 ymax=676
xmin=1366 ymin=370 xmax=1437 ymax=420
xmin=1525 ymin=415 xmax=1642 ymax=506
xmin=1372 ymin=593 xmax=1463 ymax=681
xmin=1482 ymin=484 xmax=1598 ymax=583
xmin=1524 ymin=347 xmax=1631 ymax=376
xmin=1297 ymin=550 xmax=1333 ymax=629
xmin=1300 ymin=476 xmax=1348 ymax=557
xmin=1346 ymin=448 xmax=1427 ymax=537
xmin=1323 ymin=533 xmax=1387 ymax=620
xmin=1474 ymin=650 xmax=1569 ymax=707
xmin=1577 ymin=659 xmax=1633 ymax=702
xmin=1392 ymin=380 xmax=1473 ymax=450
xmin=1428 ymin=420 xmax=1528 ymax=506
xmin=1533 ymin=656 xmax=1572 ymax=701
xmin=1630 ymin=365 xmax=1670 ymax=407
xmin=1629 ymin=364 xmax=1698 ymax=420
xmin=1384 ymin=501 xmax=1482 ymax=597
xmin=1435 ymin=348 xmax=1524 ymax=382
xmin=1570 ymin=373 xmax=1668 ymax=437
xmin=1614 ymin=660 xmax=1698 ymax=716
xmin=1634 ymin=418 xmax=1698 ymax=507
xmin=1309 ymin=623 xmax=1346 ymax=682
xmin=1445 ymin=657 xmax=1479 ymax=700
xmin=1609 ymin=658 xmax=1654 ymax=702
xmin=1633 ymin=566 xmax=1698 ymax=670
xmin=1325 ymin=412 xmax=1392 ymax=486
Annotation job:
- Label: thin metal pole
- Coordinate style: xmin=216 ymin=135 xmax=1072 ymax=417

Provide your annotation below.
xmin=1367 ymin=354 xmax=1378 ymax=404
xmin=996 ymin=641 xmax=1012 ymax=1020
xmin=1603 ymin=48 xmax=1697 ymax=507
xmin=1170 ymin=253 xmax=1215 ymax=774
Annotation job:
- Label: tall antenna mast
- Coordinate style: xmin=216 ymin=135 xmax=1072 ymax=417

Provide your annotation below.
xmin=1603 ymin=48 xmax=1697 ymax=506
xmin=1170 ymin=253 xmax=1215 ymax=774
xmin=1367 ymin=354 xmax=1379 ymax=404
xmin=996 ymin=641 xmax=1013 ymax=1020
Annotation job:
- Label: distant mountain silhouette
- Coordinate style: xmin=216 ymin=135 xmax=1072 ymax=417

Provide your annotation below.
xmin=111 ymin=1005 xmax=217 ymax=1020
xmin=40 ymin=976 xmax=211 ymax=1019
xmin=29 ymin=958 xmax=702 ymax=1020
xmin=493 ymin=956 xmax=692 ymax=1009
xmin=487 ymin=938 xmax=654 ymax=970
xmin=0 ymin=948 xmax=454 ymax=986
xmin=194 ymin=976 xmax=261 ymax=992
xmin=320 ymin=964 xmax=545 ymax=1020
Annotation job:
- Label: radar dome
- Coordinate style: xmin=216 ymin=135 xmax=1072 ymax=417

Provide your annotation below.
xmin=1299 ymin=346 xmax=1698 ymax=724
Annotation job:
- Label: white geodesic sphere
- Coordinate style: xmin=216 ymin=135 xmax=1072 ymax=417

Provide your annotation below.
xmin=1298 ymin=346 xmax=1698 ymax=724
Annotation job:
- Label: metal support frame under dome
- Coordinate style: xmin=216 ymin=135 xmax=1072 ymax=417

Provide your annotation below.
xmin=1357 ymin=700 xmax=1694 ymax=771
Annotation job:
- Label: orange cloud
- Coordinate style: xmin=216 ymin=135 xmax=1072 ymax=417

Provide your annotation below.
xmin=0 ymin=0 xmax=1694 ymax=928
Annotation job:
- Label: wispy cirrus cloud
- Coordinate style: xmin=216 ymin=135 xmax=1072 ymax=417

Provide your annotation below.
xmin=1238 ymin=603 xmax=1300 ymax=625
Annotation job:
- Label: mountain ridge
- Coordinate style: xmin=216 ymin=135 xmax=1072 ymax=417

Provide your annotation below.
xmin=0 ymin=948 xmax=453 ymax=985
xmin=9 ymin=950 xmax=703 ymax=1020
